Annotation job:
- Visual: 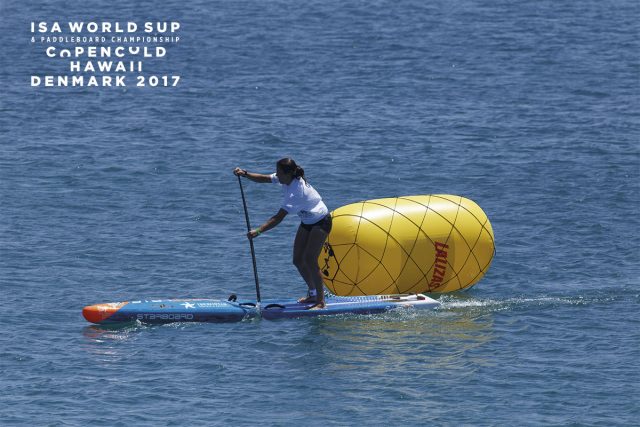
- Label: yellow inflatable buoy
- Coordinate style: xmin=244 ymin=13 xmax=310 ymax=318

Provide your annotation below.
xmin=319 ymin=195 xmax=495 ymax=295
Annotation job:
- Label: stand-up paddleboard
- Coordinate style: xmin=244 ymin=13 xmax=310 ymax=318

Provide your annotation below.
xmin=82 ymin=294 xmax=439 ymax=325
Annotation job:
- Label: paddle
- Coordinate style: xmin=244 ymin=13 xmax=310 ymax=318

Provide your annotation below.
xmin=237 ymin=174 xmax=261 ymax=302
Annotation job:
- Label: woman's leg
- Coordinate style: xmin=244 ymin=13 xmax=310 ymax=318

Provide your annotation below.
xmin=293 ymin=224 xmax=316 ymax=298
xmin=302 ymin=227 xmax=329 ymax=307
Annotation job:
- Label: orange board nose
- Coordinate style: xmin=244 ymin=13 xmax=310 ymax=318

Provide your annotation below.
xmin=82 ymin=302 xmax=127 ymax=324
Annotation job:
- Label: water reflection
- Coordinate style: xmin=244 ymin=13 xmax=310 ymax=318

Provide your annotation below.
xmin=80 ymin=322 xmax=147 ymax=362
xmin=311 ymin=302 xmax=496 ymax=377
xmin=82 ymin=322 xmax=142 ymax=341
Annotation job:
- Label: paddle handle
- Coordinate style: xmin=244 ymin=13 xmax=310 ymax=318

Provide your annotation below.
xmin=237 ymin=175 xmax=261 ymax=302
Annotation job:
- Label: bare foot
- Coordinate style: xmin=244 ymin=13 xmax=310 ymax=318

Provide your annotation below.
xmin=308 ymin=302 xmax=326 ymax=310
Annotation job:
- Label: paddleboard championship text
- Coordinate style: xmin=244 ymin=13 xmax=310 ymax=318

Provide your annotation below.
xmin=30 ymin=21 xmax=181 ymax=88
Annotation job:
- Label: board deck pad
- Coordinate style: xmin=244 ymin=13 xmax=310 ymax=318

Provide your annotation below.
xmin=261 ymin=294 xmax=439 ymax=319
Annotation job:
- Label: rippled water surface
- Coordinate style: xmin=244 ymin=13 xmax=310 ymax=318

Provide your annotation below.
xmin=1 ymin=0 xmax=638 ymax=425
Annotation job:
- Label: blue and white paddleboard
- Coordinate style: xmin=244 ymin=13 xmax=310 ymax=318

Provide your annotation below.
xmin=82 ymin=294 xmax=439 ymax=324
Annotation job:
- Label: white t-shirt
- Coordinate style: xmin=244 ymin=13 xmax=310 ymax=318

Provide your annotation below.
xmin=270 ymin=173 xmax=328 ymax=224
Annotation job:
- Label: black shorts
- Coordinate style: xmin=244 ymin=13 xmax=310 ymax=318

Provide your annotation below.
xmin=300 ymin=214 xmax=332 ymax=234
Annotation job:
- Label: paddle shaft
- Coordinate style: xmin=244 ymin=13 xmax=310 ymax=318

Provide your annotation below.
xmin=237 ymin=175 xmax=261 ymax=302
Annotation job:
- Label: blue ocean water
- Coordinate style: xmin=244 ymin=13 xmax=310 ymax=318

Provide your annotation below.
xmin=1 ymin=0 xmax=639 ymax=425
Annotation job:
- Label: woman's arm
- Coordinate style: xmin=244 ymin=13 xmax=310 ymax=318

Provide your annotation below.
xmin=248 ymin=208 xmax=288 ymax=239
xmin=234 ymin=167 xmax=272 ymax=183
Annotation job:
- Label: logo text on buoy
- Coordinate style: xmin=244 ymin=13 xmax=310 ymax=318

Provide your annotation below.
xmin=430 ymin=242 xmax=449 ymax=289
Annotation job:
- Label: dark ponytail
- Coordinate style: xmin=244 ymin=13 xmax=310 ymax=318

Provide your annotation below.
xmin=277 ymin=158 xmax=305 ymax=180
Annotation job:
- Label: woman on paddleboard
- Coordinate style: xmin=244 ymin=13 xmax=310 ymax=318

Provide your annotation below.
xmin=234 ymin=158 xmax=331 ymax=309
